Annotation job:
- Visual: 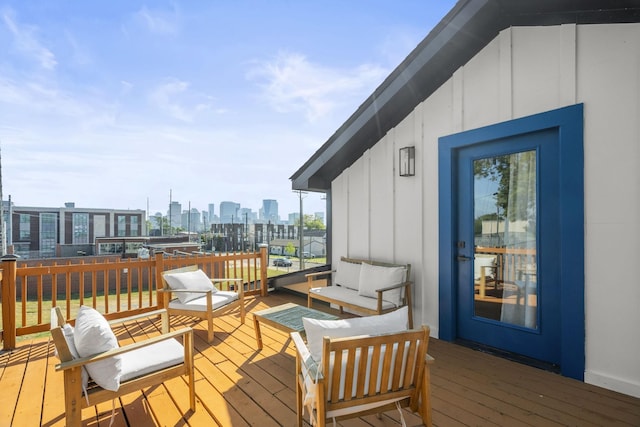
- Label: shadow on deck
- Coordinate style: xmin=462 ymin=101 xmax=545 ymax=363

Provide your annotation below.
xmin=1 ymin=291 xmax=638 ymax=426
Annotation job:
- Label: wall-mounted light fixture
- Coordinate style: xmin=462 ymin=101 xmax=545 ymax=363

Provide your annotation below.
xmin=399 ymin=146 xmax=415 ymax=177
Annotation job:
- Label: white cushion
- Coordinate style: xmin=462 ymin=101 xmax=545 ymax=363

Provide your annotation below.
xmin=334 ymin=260 xmax=362 ymax=290
xmin=73 ymin=306 xmax=121 ymax=391
xmin=168 ymin=290 xmax=238 ymax=312
xmin=357 ymin=262 xmax=406 ymax=306
xmin=309 ymin=286 xmax=397 ymax=312
xmin=120 ymin=338 xmax=184 ymax=382
xmin=164 ymin=269 xmax=216 ymax=304
xmin=302 ymin=306 xmax=408 ymax=362
xmin=61 ymin=323 xmax=89 ymax=388
xmin=474 ymin=255 xmax=496 ymax=280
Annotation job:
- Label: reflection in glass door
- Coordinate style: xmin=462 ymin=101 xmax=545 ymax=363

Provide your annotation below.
xmin=473 ymin=151 xmax=538 ymax=329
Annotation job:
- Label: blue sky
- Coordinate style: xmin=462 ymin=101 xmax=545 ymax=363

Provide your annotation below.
xmin=0 ymin=1 xmax=456 ymax=219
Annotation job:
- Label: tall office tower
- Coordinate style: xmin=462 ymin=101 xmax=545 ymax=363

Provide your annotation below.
xmin=219 ymin=201 xmax=240 ymax=224
xmin=262 ymin=199 xmax=278 ymax=223
xmin=208 ymin=203 xmax=215 ymax=222
xmin=168 ymin=201 xmax=182 ymax=231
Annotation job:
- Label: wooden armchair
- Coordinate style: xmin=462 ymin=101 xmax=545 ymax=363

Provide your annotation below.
xmin=50 ymin=307 xmax=195 ymax=427
xmin=291 ymin=325 xmax=434 ymax=427
xmin=160 ymin=265 xmax=246 ymax=343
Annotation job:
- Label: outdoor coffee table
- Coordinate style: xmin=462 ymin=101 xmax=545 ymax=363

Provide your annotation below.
xmin=253 ymin=302 xmax=339 ymax=350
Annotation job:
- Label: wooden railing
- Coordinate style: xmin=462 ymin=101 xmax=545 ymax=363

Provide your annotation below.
xmin=476 ymin=246 xmax=537 ymax=283
xmin=0 ymin=246 xmax=268 ymax=350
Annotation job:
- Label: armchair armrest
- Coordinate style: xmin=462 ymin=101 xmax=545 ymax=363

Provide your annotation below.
xmin=55 ymin=327 xmax=193 ymax=372
xmin=291 ymin=332 xmax=322 ymax=382
xmin=212 ymin=277 xmax=244 ymax=295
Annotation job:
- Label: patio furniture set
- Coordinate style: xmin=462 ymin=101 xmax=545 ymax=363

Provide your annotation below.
xmin=50 ymin=258 xmax=433 ymax=427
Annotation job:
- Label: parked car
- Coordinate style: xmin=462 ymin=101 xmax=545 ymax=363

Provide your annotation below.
xmin=302 ymin=252 xmax=316 ymax=258
xmin=273 ymin=258 xmax=292 ymax=267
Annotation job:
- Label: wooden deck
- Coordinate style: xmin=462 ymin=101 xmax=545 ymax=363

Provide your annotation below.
xmin=1 ymin=291 xmax=638 ymax=427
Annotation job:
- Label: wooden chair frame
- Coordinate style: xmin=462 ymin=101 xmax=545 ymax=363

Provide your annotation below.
xmin=291 ymin=326 xmax=434 ymax=427
xmin=160 ymin=265 xmax=246 ymax=343
xmin=50 ymin=307 xmax=195 ymax=427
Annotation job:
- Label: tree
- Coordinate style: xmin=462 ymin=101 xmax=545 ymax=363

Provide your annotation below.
xmin=303 ymin=215 xmax=325 ymax=230
xmin=474 ymin=151 xmax=536 ymax=223
xmin=285 ymin=242 xmax=295 ymax=256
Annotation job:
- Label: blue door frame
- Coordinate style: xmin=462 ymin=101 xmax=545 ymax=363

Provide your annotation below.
xmin=438 ymin=104 xmax=585 ymax=380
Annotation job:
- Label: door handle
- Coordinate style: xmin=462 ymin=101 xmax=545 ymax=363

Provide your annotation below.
xmin=457 ymin=255 xmax=472 ymax=261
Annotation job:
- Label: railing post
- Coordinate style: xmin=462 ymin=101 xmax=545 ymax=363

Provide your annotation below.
xmin=259 ymin=244 xmax=268 ymax=297
xmin=154 ymin=252 xmax=165 ymax=308
xmin=1 ymin=254 xmax=19 ymax=350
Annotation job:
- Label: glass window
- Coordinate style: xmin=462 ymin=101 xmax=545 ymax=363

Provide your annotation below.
xmin=473 ymin=150 xmax=538 ymax=329
xmin=130 ymin=216 xmax=139 ymax=237
xmin=117 ymin=215 xmax=126 ymax=237
xmin=40 ymin=213 xmax=57 ymax=257
xmin=72 ymin=213 xmax=89 ymax=244
xmin=19 ymin=214 xmax=30 ymax=240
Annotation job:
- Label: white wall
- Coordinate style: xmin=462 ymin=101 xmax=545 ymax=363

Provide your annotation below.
xmin=331 ymin=22 xmax=640 ymax=397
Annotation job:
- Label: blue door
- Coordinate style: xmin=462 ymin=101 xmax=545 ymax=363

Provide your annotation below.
xmin=455 ymin=128 xmax=561 ymax=365
xmin=439 ymin=105 xmax=585 ymax=379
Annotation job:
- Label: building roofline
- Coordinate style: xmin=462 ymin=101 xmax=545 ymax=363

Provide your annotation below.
xmin=290 ymin=0 xmax=640 ymax=192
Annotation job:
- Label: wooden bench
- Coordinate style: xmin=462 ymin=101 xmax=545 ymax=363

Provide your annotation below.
xmin=306 ymin=256 xmax=413 ymax=328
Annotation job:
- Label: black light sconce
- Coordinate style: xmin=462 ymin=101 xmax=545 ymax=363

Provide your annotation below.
xmin=399 ymin=146 xmax=415 ymax=177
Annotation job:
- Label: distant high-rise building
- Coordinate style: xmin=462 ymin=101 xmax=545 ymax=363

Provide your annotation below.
xmin=262 ymin=199 xmax=278 ymax=223
xmin=208 ymin=203 xmax=215 ymax=219
xmin=219 ymin=201 xmax=240 ymax=224
xmin=168 ymin=201 xmax=181 ymax=231
xmin=182 ymin=208 xmax=201 ymax=233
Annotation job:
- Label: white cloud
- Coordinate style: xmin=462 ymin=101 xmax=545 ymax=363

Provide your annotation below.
xmin=2 ymin=7 xmax=57 ymax=70
xmin=247 ymin=51 xmax=389 ymax=123
xmin=148 ymin=78 xmax=219 ymax=122
xmin=135 ymin=5 xmax=180 ymax=35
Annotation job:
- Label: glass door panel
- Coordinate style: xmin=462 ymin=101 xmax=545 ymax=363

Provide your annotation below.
xmin=473 ymin=150 xmax=538 ymax=329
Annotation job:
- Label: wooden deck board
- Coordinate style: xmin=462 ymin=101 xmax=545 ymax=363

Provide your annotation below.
xmin=2 ymin=291 xmax=639 ymax=426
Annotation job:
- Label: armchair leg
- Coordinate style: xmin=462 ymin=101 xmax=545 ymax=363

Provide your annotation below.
xmin=421 ymin=365 xmax=433 ymax=427
xmin=64 ymin=368 xmax=84 ymax=427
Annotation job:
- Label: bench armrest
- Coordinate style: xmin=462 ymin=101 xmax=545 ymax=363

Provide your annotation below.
xmin=305 ymin=270 xmax=333 ymax=280
xmin=55 ymin=327 xmax=193 ymax=372
xmin=375 ymin=280 xmax=412 ymax=293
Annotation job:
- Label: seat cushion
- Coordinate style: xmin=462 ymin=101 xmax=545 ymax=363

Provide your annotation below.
xmin=163 ymin=269 xmax=217 ymax=304
xmin=73 ymin=306 xmax=122 ymax=391
xmin=309 ymin=286 xmax=398 ymax=311
xmin=168 ymin=290 xmax=239 ymax=312
xmin=302 ymin=306 xmax=408 ymax=362
xmin=120 ymin=338 xmax=184 ymax=382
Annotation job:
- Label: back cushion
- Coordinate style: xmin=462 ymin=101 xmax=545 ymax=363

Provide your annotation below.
xmin=163 ymin=269 xmax=216 ymax=303
xmin=357 ymin=262 xmax=406 ymax=306
xmin=333 ymin=260 xmax=361 ymax=290
xmin=74 ymin=306 xmax=122 ymax=391
xmin=302 ymin=306 xmax=408 ymax=362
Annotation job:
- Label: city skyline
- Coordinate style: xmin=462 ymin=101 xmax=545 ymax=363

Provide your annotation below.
xmin=0 ymin=1 xmax=455 ymax=217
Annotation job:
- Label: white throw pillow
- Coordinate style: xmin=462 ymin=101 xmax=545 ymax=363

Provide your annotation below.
xmin=73 ymin=306 xmax=121 ymax=391
xmin=302 ymin=306 xmax=409 ymax=362
xmin=333 ymin=260 xmax=361 ymax=290
xmin=61 ymin=323 xmax=89 ymax=389
xmin=357 ymin=262 xmax=406 ymax=306
xmin=163 ymin=269 xmax=216 ymax=303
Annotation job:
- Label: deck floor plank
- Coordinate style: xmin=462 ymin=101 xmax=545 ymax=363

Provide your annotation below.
xmin=3 ymin=291 xmax=640 ymax=426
